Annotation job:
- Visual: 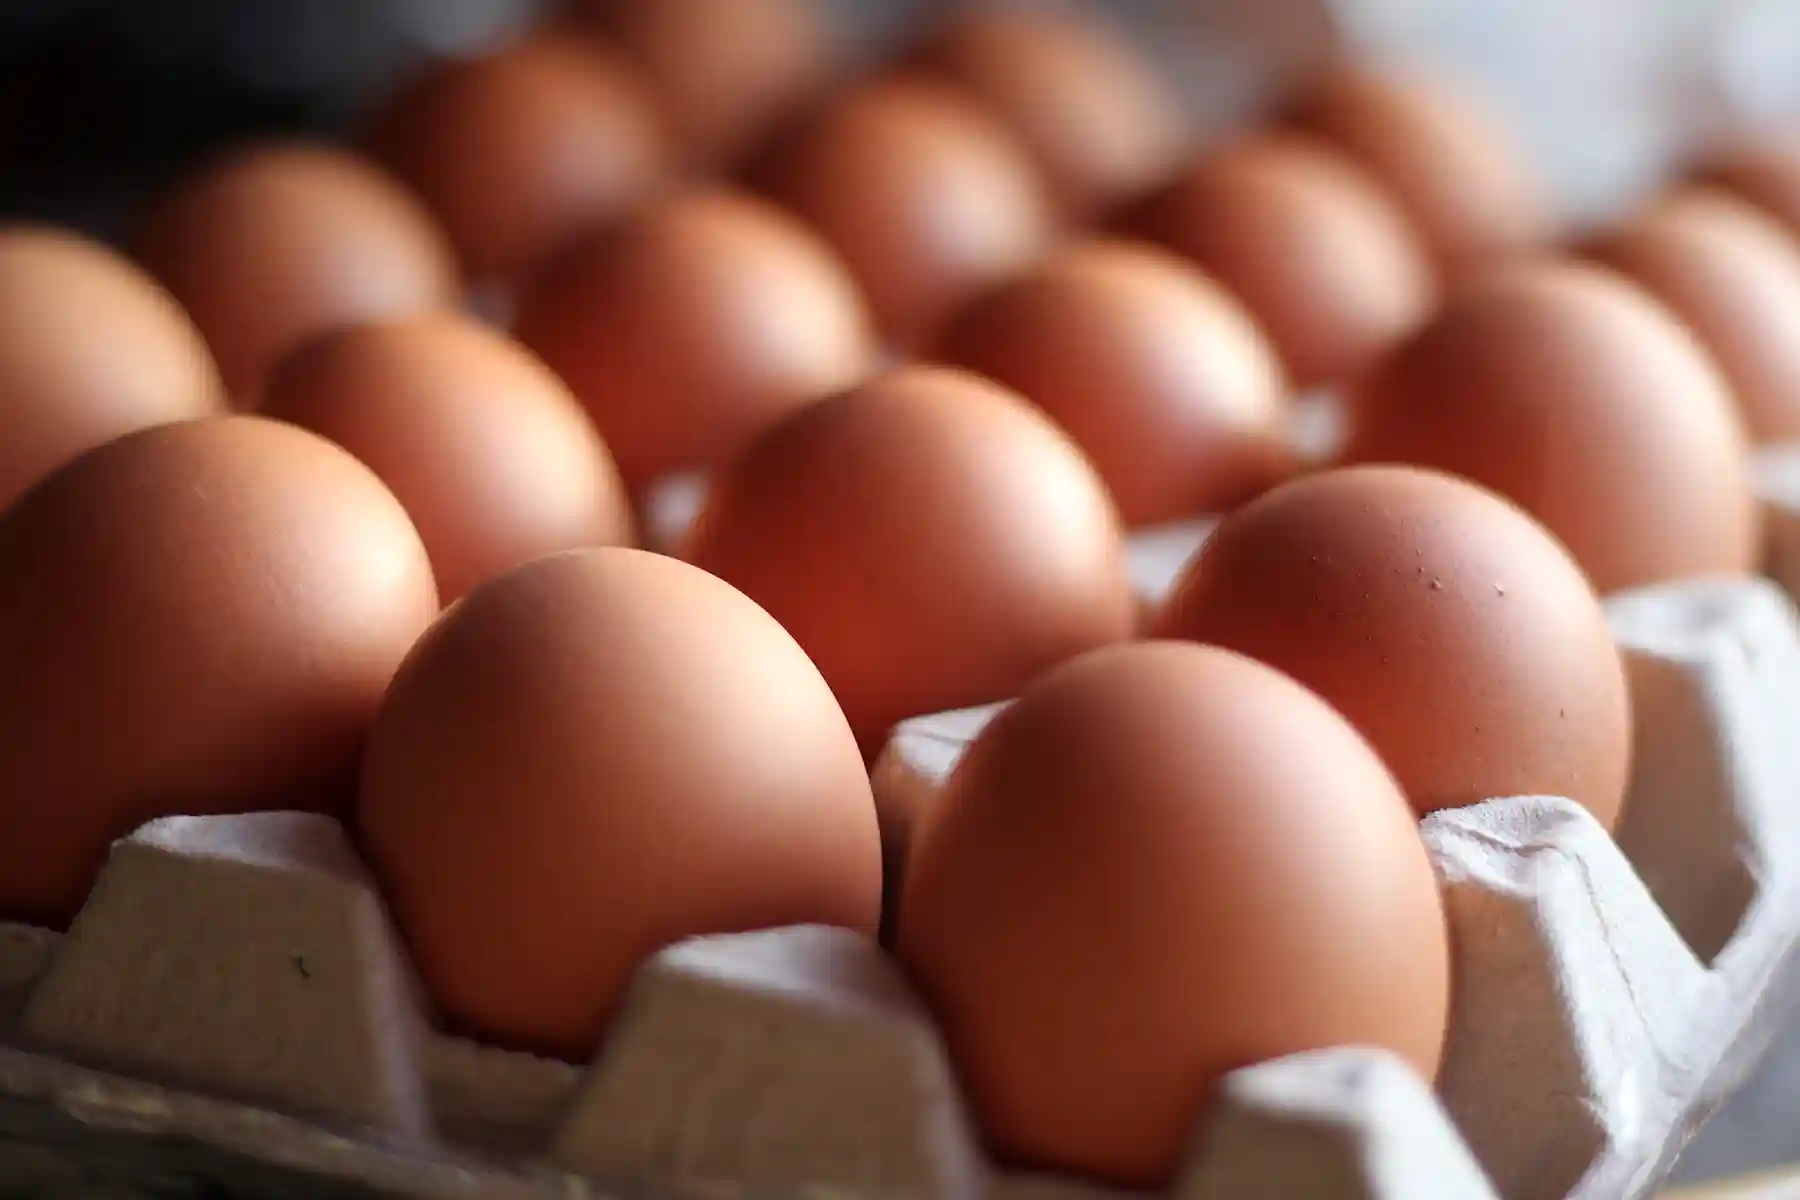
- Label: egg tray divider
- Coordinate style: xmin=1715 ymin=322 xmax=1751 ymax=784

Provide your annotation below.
xmin=8 ymin=465 xmax=1800 ymax=1200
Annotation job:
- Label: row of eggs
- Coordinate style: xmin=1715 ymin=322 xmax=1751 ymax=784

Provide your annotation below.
xmin=4 ymin=0 xmax=1800 ymax=1189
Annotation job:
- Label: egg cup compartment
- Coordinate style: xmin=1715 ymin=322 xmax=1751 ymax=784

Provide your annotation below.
xmin=0 ymin=573 xmax=1796 ymax=1198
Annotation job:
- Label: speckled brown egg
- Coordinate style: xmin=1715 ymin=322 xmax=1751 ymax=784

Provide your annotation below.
xmin=753 ymin=76 xmax=1056 ymax=349
xmin=1691 ymin=130 xmax=1800 ymax=238
xmin=136 ymin=141 xmax=459 ymax=404
xmin=357 ymin=547 xmax=881 ymax=1060
xmin=1155 ymin=465 xmax=1632 ymax=825
xmin=683 ymin=365 xmax=1135 ymax=754
xmin=1285 ymin=58 xmax=1549 ymax=279
xmin=898 ymin=640 xmax=1449 ymax=1187
xmin=260 ymin=313 xmax=635 ymax=603
xmin=1121 ymin=131 xmax=1433 ymax=387
xmin=0 ymin=225 xmax=225 ymax=513
xmin=1343 ymin=261 xmax=1759 ymax=593
xmin=1584 ymin=187 xmax=1800 ymax=443
xmin=366 ymin=29 xmax=668 ymax=281
xmin=907 ymin=6 xmax=1184 ymax=220
xmin=0 ymin=416 xmax=438 ymax=927
xmin=513 ymin=187 xmax=872 ymax=488
xmin=935 ymin=238 xmax=1294 ymax=526
xmin=580 ymin=0 xmax=832 ymax=167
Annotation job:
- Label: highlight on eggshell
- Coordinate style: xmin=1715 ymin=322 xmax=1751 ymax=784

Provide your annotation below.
xmin=0 ymin=415 xmax=439 ymax=928
xmin=1343 ymin=259 xmax=1759 ymax=594
xmin=750 ymin=75 xmax=1057 ymax=350
xmin=0 ymin=224 xmax=226 ymax=514
xmin=906 ymin=4 xmax=1185 ymax=220
xmin=1584 ymin=186 xmax=1800 ymax=444
xmin=259 ymin=312 xmax=636 ymax=604
xmin=513 ymin=186 xmax=875 ymax=489
xmin=356 ymin=546 xmax=882 ymax=1060
xmin=366 ymin=27 xmax=669 ymax=282
xmin=1119 ymin=130 xmax=1435 ymax=388
xmin=897 ymin=639 xmax=1450 ymax=1188
xmin=135 ymin=140 xmax=460 ymax=405
xmin=681 ymin=364 xmax=1137 ymax=758
xmin=935 ymin=236 xmax=1296 ymax=527
xmin=1155 ymin=464 xmax=1633 ymax=827
xmin=1284 ymin=57 xmax=1550 ymax=279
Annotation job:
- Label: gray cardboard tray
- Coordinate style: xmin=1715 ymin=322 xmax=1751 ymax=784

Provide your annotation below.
xmin=6 ymin=450 xmax=1800 ymax=1198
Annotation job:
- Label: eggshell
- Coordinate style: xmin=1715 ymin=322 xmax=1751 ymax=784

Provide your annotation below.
xmin=513 ymin=187 xmax=872 ymax=488
xmin=1584 ymin=187 xmax=1800 ymax=443
xmin=0 ymin=225 xmax=224 ymax=513
xmin=356 ymin=547 xmax=881 ymax=1060
xmin=897 ymin=640 xmax=1449 ymax=1188
xmin=1691 ymin=131 xmax=1800 ymax=239
xmin=136 ymin=141 xmax=459 ymax=403
xmin=752 ymin=77 xmax=1055 ymax=349
xmin=1155 ymin=465 xmax=1632 ymax=825
xmin=579 ymin=0 xmax=831 ymax=167
xmin=935 ymin=237 xmax=1295 ymax=526
xmin=260 ymin=313 xmax=635 ymax=603
xmin=682 ymin=365 xmax=1136 ymax=754
xmin=1344 ymin=260 xmax=1759 ymax=593
xmin=0 ymin=416 xmax=438 ymax=927
xmin=907 ymin=6 xmax=1184 ymax=220
xmin=366 ymin=29 xmax=668 ymax=281
xmin=1284 ymin=58 xmax=1549 ymax=279
xmin=1120 ymin=131 xmax=1433 ymax=387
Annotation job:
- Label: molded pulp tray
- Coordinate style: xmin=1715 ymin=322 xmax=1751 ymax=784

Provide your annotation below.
xmin=6 ymin=454 xmax=1800 ymax=1198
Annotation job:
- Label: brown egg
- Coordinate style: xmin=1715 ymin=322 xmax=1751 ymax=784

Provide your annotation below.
xmin=1691 ymin=131 xmax=1800 ymax=238
xmin=136 ymin=141 xmax=459 ymax=404
xmin=1285 ymin=59 xmax=1549 ymax=279
xmin=357 ymin=547 xmax=881 ymax=1059
xmin=753 ymin=76 xmax=1056 ymax=349
xmin=907 ymin=6 xmax=1184 ymax=220
xmin=1121 ymin=131 xmax=1433 ymax=387
xmin=0 ymin=416 xmax=438 ymax=926
xmin=1343 ymin=261 xmax=1759 ymax=593
xmin=1155 ymin=466 xmax=1631 ymax=824
xmin=513 ymin=187 xmax=872 ymax=488
xmin=0 ymin=225 xmax=225 ymax=513
xmin=1584 ymin=187 xmax=1800 ymax=443
xmin=580 ymin=0 xmax=831 ymax=167
xmin=936 ymin=238 xmax=1294 ymax=526
xmin=683 ymin=365 xmax=1136 ymax=754
xmin=260 ymin=314 xmax=635 ymax=603
xmin=366 ymin=29 xmax=667 ymax=281
xmin=898 ymin=640 xmax=1449 ymax=1187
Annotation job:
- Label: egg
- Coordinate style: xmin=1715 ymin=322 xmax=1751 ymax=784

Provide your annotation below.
xmin=0 ymin=225 xmax=225 ymax=513
xmin=357 ymin=547 xmax=881 ymax=1059
xmin=1284 ymin=58 xmax=1549 ymax=279
xmin=1120 ymin=131 xmax=1433 ymax=387
xmin=1584 ymin=187 xmax=1800 ymax=443
xmin=366 ymin=29 xmax=668 ymax=281
xmin=579 ymin=0 xmax=832 ymax=167
xmin=0 ymin=416 xmax=438 ymax=927
xmin=897 ymin=640 xmax=1449 ymax=1187
xmin=752 ymin=77 xmax=1055 ymax=349
xmin=260 ymin=313 xmax=634 ymax=603
xmin=1691 ymin=130 xmax=1800 ymax=238
xmin=1343 ymin=261 xmax=1759 ymax=593
xmin=136 ymin=141 xmax=459 ymax=403
xmin=1155 ymin=465 xmax=1631 ymax=824
xmin=907 ymin=6 xmax=1183 ymax=220
xmin=513 ymin=187 xmax=873 ymax=488
xmin=935 ymin=238 xmax=1294 ymax=526
xmin=683 ymin=365 xmax=1135 ymax=754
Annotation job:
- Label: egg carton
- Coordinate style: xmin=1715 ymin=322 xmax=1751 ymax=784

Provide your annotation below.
xmin=3 ymin=464 xmax=1800 ymax=1200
